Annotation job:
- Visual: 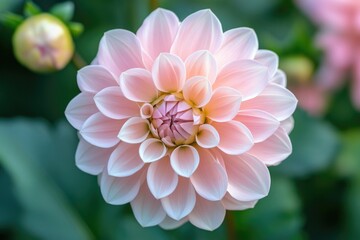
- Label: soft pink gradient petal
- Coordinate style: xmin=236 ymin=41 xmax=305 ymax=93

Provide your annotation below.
xmin=77 ymin=65 xmax=118 ymax=93
xmin=214 ymin=60 xmax=269 ymax=100
xmin=65 ymin=93 xmax=98 ymax=130
xmin=107 ymin=142 xmax=144 ymax=177
xmin=139 ymin=138 xmax=167 ymax=163
xmin=235 ymin=109 xmax=280 ymax=143
xmin=94 ymin=86 xmax=139 ymax=119
xmin=170 ymin=145 xmax=199 ymax=177
xmin=215 ymin=27 xmax=258 ymax=69
xmin=189 ymin=195 xmax=225 ymax=231
xmin=80 ymin=113 xmax=123 ymax=148
xmin=183 ymin=76 xmax=212 ymax=107
xmin=118 ymin=117 xmax=150 ymax=144
xmin=248 ymin=127 xmax=292 ymax=166
xmin=212 ymin=121 xmax=254 ymax=155
xmin=159 ymin=216 xmax=187 ymax=230
xmin=147 ymin=157 xmax=178 ymax=199
xmin=161 ymin=177 xmax=196 ymax=220
xmin=195 ymin=124 xmax=220 ymax=149
xmin=120 ymin=68 xmax=158 ymax=102
xmin=221 ymin=192 xmax=257 ymax=210
xmin=255 ymin=50 xmax=279 ymax=77
xmin=281 ymin=116 xmax=295 ymax=134
xmin=271 ymin=70 xmax=287 ymax=87
xmin=152 ymin=53 xmax=186 ymax=93
xmin=171 ymin=9 xmax=223 ymax=60
xmin=190 ymin=148 xmax=228 ymax=201
xmin=224 ymin=153 xmax=270 ymax=202
xmin=185 ymin=50 xmax=217 ymax=84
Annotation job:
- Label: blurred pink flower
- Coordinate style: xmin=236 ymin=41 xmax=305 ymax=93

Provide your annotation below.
xmin=297 ymin=0 xmax=360 ymax=109
xmin=65 ymin=9 xmax=297 ymax=230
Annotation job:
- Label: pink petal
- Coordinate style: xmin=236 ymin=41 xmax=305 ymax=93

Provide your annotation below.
xmin=94 ymin=86 xmax=139 ymax=119
xmin=161 ymin=177 xmax=196 ymax=220
xmin=120 ymin=68 xmax=158 ymax=102
xmin=353 ymin=54 xmax=360 ymax=109
xmin=254 ymin=50 xmax=279 ymax=77
xmin=188 ymin=195 xmax=225 ymax=231
xmin=147 ymin=157 xmax=178 ymax=199
xmin=80 ymin=113 xmax=123 ymax=148
xmin=183 ymin=76 xmax=212 ymax=107
xmin=170 ymin=145 xmax=199 ymax=177
xmin=190 ymin=148 xmax=228 ymax=201
xmin=281 ymin=116 xmax=294 ymax=134
xmin=212 ymin=121 xmax=254 ymax=155
xmin=271 ymin=70 xmax=287 ymax=87
xmin=215 ymin=27 xmax=258 ymax=69
xmin=185 ymin=50 xmax=217 ymax=84
xmin=171 ymin=9 xmax=223 ymax=60
xmin=159 ymin=216 xmax=187 ymax=230
xmin=131 ymin=183 xmax=166 ymax=227
xmin=248 ymin=127 xmax=292 ymax=166
xmin=107 ymin=142 xmax=144 ymax=177
xmin=204 ymin=87 xmax=242 ymax=122
xmin=118 ymin=117 xmax=150 ymax=144
xmin=195 ymin=124 xmax=220 ymax=148
xmin=214 ymin=60 xmax=269 ymax=100
xmin=77 ymin=65 xmax=118 ymax=93
xmin=235 ymin=109 xmax=280 ymax=143
xmin=223 ymin=153 xmax=270 ymax=201
xmin=152 ymin=53 xmax=186 ymax=93
xmin=139 ymin=138 xmax=167 ymax=163
xmin=65 ymin=93 xmax=98 ymax=130
xmin=98 ymin=30 xmax=144 ymax=77
xmin=241 ymin=84 xmax=298 ymax=121
xmin=221 ymin=192 xmax=257 ymax=210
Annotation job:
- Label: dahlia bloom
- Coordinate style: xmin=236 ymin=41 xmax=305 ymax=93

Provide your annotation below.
xmin=65 ymin=8 xmax=297 ymax=230
xmin=297 ymin=0 xmax=360 ymax=109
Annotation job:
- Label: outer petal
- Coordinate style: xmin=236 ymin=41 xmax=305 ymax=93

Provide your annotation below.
xmin=204 ymin=87 xmax=242 ymax=122
xmin=254 ymin=50 xmax=279 ymax=77
xmin=185 ymin=50 xmax=217 ymax=84
xmin=171 ymin=9 xmax=223 ymax=60
xmin=221 ymin=192 xmax=257 ymax=210
xmin=271 ymin=70 xmax=287 ymax=87
xmin=212 ymin=121 xmax=254 ymax=155
xmin=159 ymin=216 xmax=187 ymax=230
xmin=214 ymin=60 xmax=269 ymax=101
xmin=195 ymin=124 xmax=220 ymax=148
xmin=98 ymin=30 xmax=144 ymax=77
xmin=215 ymin=28 xmax=258 ymax=69
xmin=139 ymin=138 xmax=167 ymax=163
xmin=190 ymin=148 xmax=228 ymax=201
xmin=281 ymin=116 xmax=294 ymax=134
xmin=77 ymin=65 xmax=118 ymax=93
xmin=107 ymin=142 xmax=144 ymax=177
xmin=147 ymin=157 xmax=178 ymax=199
xmin=223 ymin=154 xmax=270 ymax=202
xmin=94 ymin=86 xmax=139 ymax=119
xmin=152 ymin=53 xmax=186 ymax=93
xmin=189 ymin=195 xmax=225 ymax=231
xmin=183 ymin=76 xmax=212 ymax=107
xmin=170 ymin=145 xmax=200 ymax=177
xmin=118 ymin=117 xmax=150 ymax=144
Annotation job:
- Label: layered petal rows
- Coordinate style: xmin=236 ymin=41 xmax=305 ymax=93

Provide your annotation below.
xmin=65 ymin=8 xmax=297 ymax=231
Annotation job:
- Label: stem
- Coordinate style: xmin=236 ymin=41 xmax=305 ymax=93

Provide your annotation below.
xmin=72 ymin=52 xmax=87 ymax=70
xmin=149 ymin=0 xmax=159 ymax=11
xmin=225 ymin=211 xmax=237 ymax=240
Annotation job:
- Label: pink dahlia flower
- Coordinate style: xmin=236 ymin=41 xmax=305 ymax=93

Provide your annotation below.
xmin=297 ymin=0 xmax=360 ymax=109
xmin=65 ymin=8 xmax=297 ymax=230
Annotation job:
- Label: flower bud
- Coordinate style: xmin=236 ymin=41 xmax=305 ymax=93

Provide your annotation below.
xmin=280 ymin=55 xmax=314 ymax=85
xmin=12 ymin=13 xmax=74 ymax=73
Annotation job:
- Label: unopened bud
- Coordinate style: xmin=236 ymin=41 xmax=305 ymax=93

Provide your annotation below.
xmin=280 ymin=55 xmax=314 ymax=85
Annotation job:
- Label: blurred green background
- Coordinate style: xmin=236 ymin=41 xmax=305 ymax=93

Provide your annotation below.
xmin=1 ymin=0 xmax=360 ymax=239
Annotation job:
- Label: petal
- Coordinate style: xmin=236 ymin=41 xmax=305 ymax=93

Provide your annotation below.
xmin=65 ymin=93 xmax=98 ymax=130
xmin=120 ymin=68 xmax=158 ymax=102
xmin=214 ymin=59 xmax=269 ymax=100
xmin=254 ymin=50 xmax=279 ymax=77
xmin=223 ymin=153 xmax=270 ymax=201
xmin=195 ymin=124 xmax=220 ymax=148
xmin=161 ymin=177 xmax=196 ymax=220
xmin=204 ymin=87 xmax=242 ymax=122
xmin=107 ymin=142 xmax=144 ymax=177
xmin=248 ymin=127 xmax=292 ymax=166
xmin=212 ymin=121 xmax=254 ymax=155
xmin=271 ymin=70 xmax=287 ymax=87
xmin=235 ymin=109 xmax=280 ymax=143
xmin=152 ymin=53 xmax=186 ymax=93
xmin=159 ymin=216 xmax=187 ymax=230
xmin=170 ymin=145 xmax=200 ymax=177
xmin=185 ymin=50 xmax=217 ymax=84
xmin=131 ymin=183 xmax=166 ymax=227
xmin=241 ymin=84 xmax=298 ymax=121
xmin=190 ymin=148 xmax=228 ymax=201
xmin=98 ymin=30 xmax=144 ymax=77
xmin=147 ymin=157 xmax=178 ymax=199
xmin=118 ymin=117 xmax=150 ymax=144
xmin=215 ymin=27 xmax=258 ymax=69
xmin=183 ymin=76 xmax=212 ymax=107
xmin=94 ymin=86 xmax=139 ymax=119
xmin=80 ymin=113 xmax=123 ymax=148
xmin=137 ymin=8 xmax=179 ymax=61
xmin=280 ymin=116 xmax=294 ymax=134
xmin=139 ymin=138 xmax=167 ymax=163
xmin=189 ymin=195 xmax=225 ymax=231
xmin=77 ymin=65 xmax=118 ymax=93
xmin=171 ymin=9 xmax=223 ymax=60
xmin=221 ymin=192 xmax=257 ymax=210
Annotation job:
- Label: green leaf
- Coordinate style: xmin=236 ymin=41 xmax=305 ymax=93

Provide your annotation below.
xmin=0 ymin=12 xmax=23 ymax=29
xmin=23 ymin=1 xmax=41 ymax=17
xmin=50 ymin=1 xmax=74 ymax=22
xmin=344 ymin=175 xmax=360 ymax=239
xmin=68 ymin=22 xmax=84 ymax=37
